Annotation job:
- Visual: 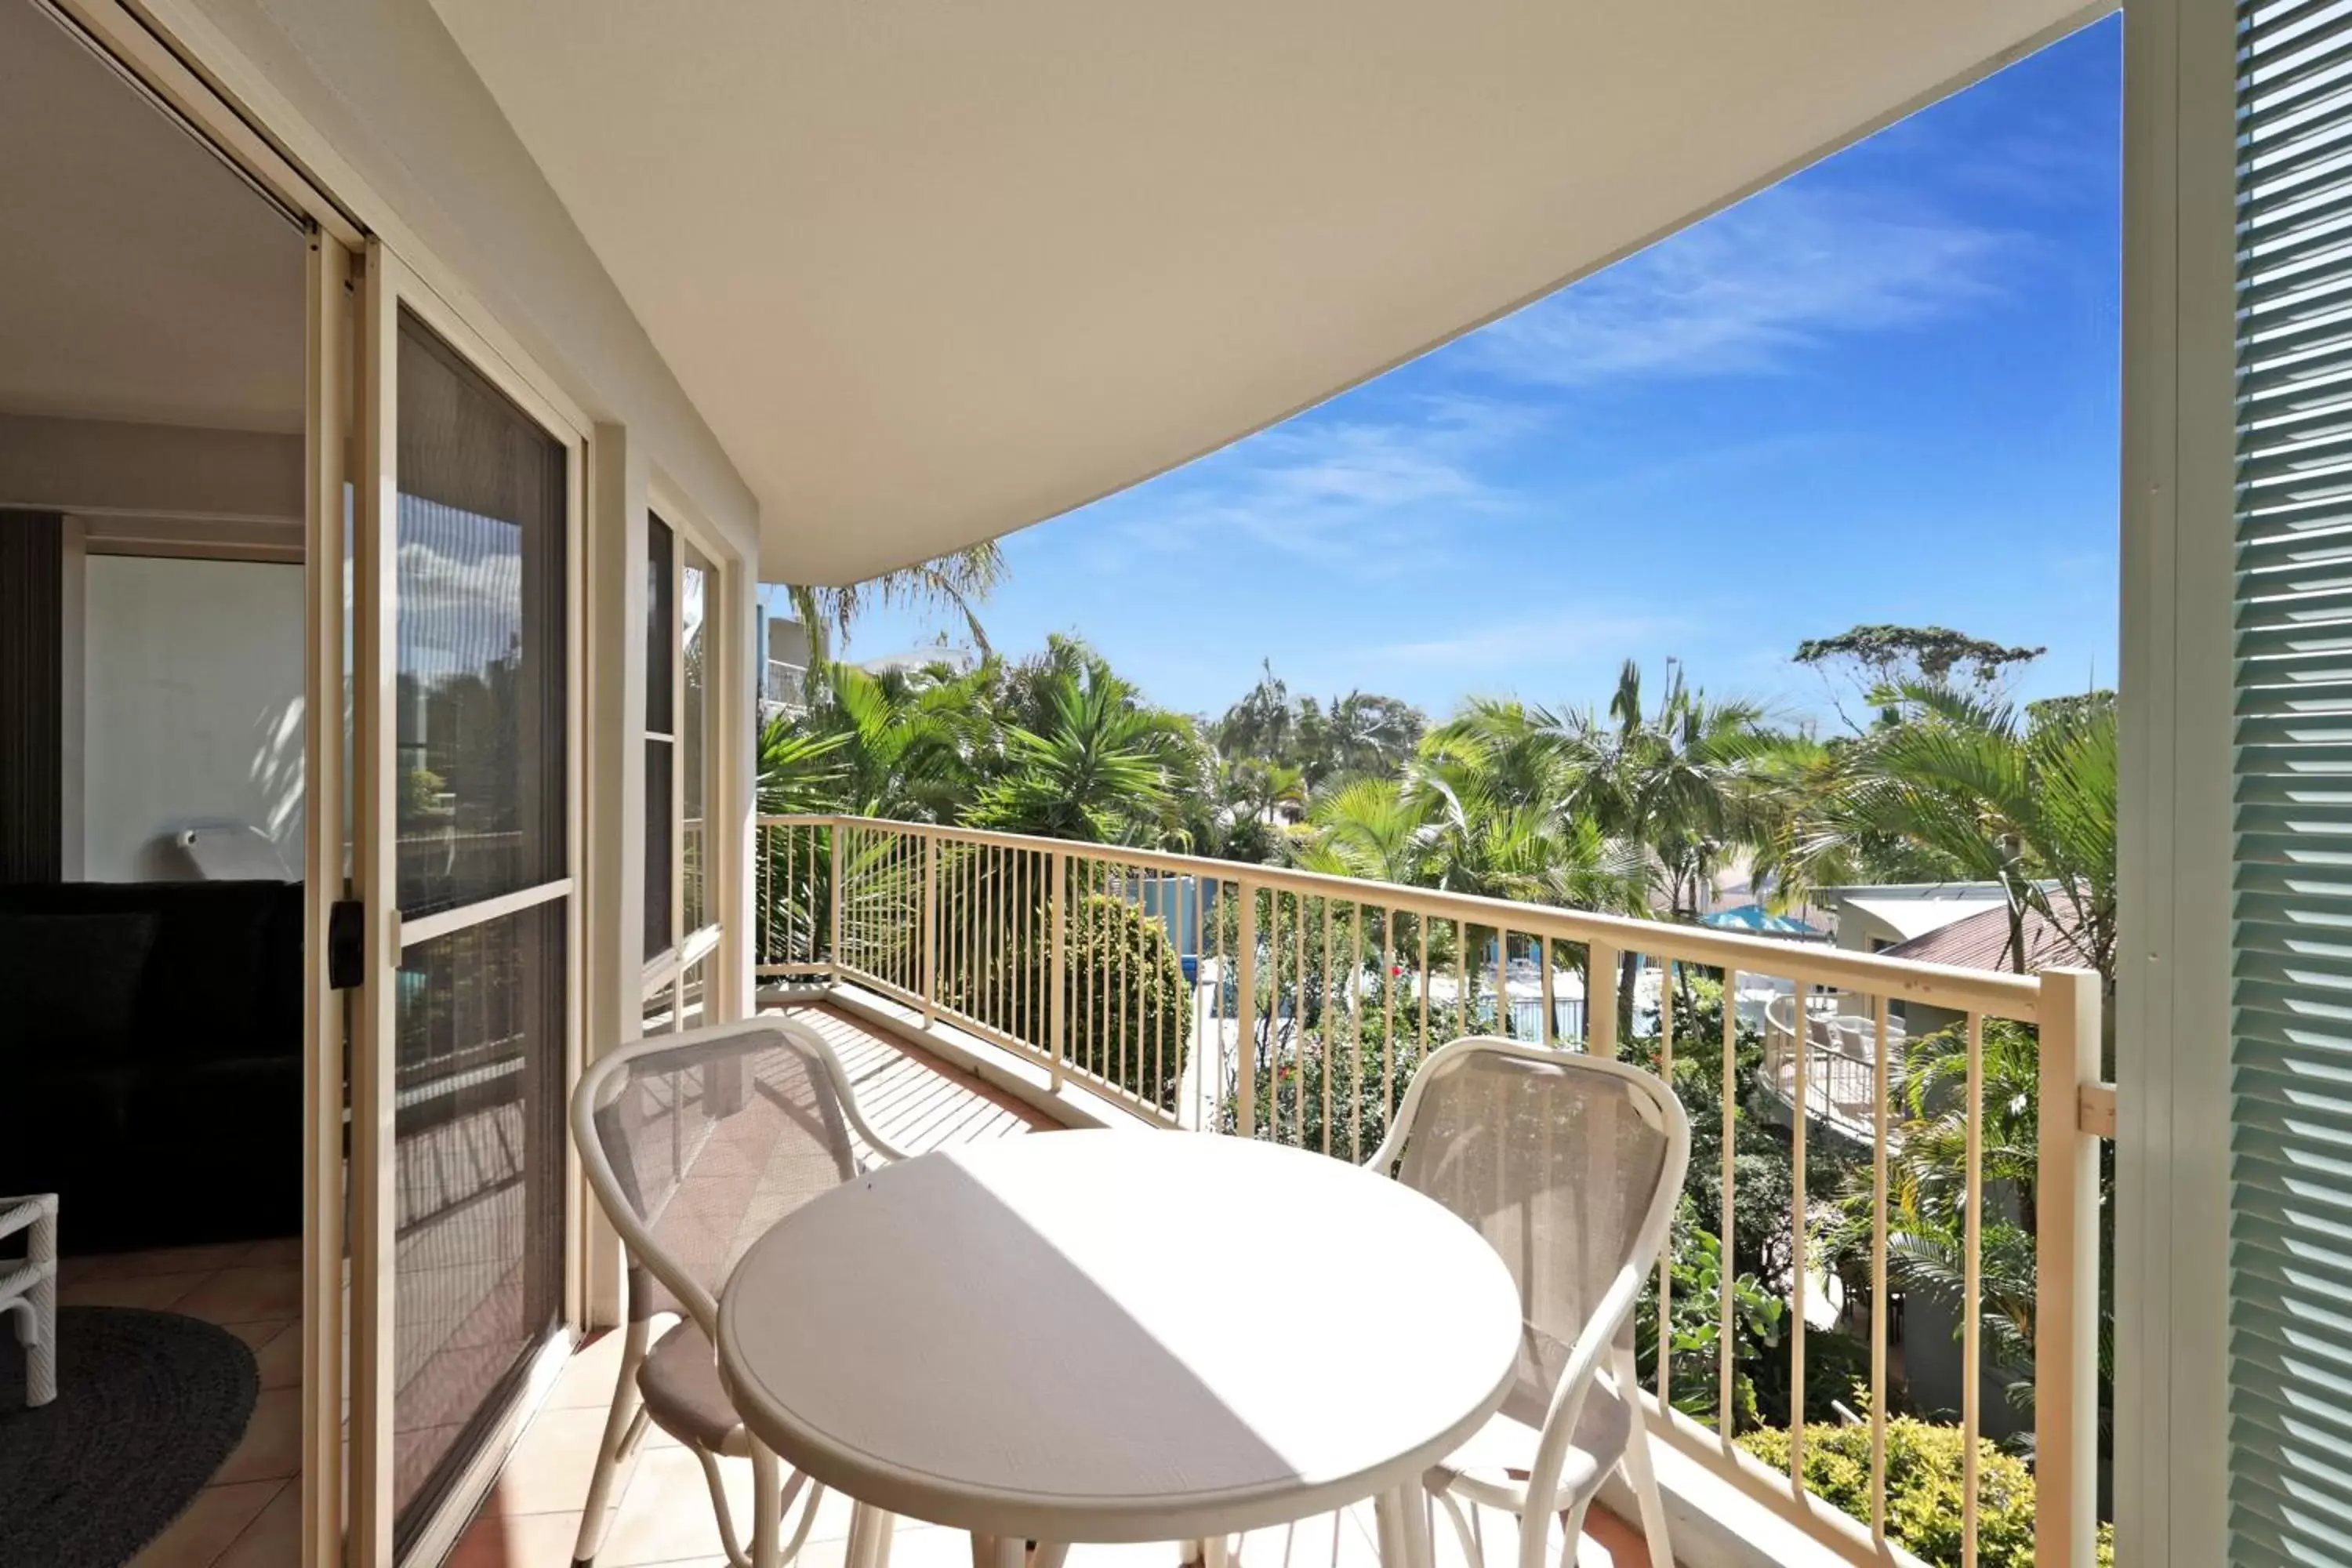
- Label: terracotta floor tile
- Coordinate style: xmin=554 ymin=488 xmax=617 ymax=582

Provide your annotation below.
xmin=222 ymin=1319 xmax=287 ymax=1350
xmin=212 ymin=1479 xmax=303 ymax=1568
xmin=1575 ymin=1504 xmax=1651 ymax=1568
xmin=58 ymin=1269 xmax=213 ymax=1309
xmin=125 ymin=1479 xmax=283 ymax=1568
xmin=69 ymin=1243 xmax=255 ymax=1281
xmin=446 ymin=1509 xmax=597 ymax=1568
xmin=235 ymin=1237 xmax=305 ymax=1268
xmin=212 ymin=1387 xmax=305 ymax=1485
xmin=249 ymin=1320 xmax=305 ymax=1390
xmin=175 ymin=1265 xmax=306 ymax=1324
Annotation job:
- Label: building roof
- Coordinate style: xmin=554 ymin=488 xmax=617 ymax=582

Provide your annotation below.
xmin=426 ymin=0 xmax=2096 ymax=583
xmin=1880 ymin=898 xmax=2090 ymax=973
xmin=1836 ymin=892 xmax=2010 ymax=943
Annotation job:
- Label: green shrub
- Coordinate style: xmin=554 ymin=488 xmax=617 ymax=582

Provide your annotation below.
xmin=1737 ymin=1418 xmax=2112 ymax=1568
xmin=1054 ymin=892 xmax=1190 ymax=1111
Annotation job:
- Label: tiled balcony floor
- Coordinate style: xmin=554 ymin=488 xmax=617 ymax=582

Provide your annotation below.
xmin=452 ymin=1005 xmax=1650 ymax=1568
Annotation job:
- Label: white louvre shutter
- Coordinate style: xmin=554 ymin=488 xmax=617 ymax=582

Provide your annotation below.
xmin=2236 ymin=2 xmax=2352 ymax=1563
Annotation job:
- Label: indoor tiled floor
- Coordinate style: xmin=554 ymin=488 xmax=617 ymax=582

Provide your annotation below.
xmin=52 ymin=1237 xmax=308 ymax=1568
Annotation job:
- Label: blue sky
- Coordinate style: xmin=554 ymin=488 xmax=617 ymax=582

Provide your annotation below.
xmin=804 ymin=16 xmax=2122 ymax=731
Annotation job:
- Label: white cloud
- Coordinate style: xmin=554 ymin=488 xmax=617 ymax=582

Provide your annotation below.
xmin=1352 ymin=613 xmax=1683 ymax=673
xmin=395 ymin=510 xmax=524 ymax=677
xmin=1086 ymin=393 xmax=1535 ymax=572
xmin=1474 ymin=184 xmax=2007 ymax=386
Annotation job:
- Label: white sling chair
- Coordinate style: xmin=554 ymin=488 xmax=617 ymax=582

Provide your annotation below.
xmin=569 ymin=1015 xmax=909 ymax=1568
xmin=1371 ymin=1037 xmax=1691 ymax=1568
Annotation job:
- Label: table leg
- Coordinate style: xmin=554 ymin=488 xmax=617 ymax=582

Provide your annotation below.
xmin=1203 ymin=1535 xmax=1229 ymax=1568
xmin=1374 ymin=1490 xmax=1405 ymax=1568
xmin=992 ymin=1534 xmax=1024 ymax=1568
xmin=1374 ymin=1486 xmax=1431 ymax=1568
xmin=1032 ymin=1544 xmax=1069 ymax=1568
xmin=750 ymin=1447 xmax=782 ymax=1568
xmin=848 ymin=1506 xmax=898 ymax=1568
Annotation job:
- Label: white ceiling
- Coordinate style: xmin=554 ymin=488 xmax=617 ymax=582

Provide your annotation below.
xmin=0 ymin=0 xmax=304 ymax=434
xmin=431 ymin=0 xmax=2095 ymax=584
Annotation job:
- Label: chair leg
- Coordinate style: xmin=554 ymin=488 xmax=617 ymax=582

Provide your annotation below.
xmin=778 ymin=1482 xmax=828 ymax=1566
xmin=696 ymin=1443 xmax=753 ymax=1568
xmin=1555 ymin=1501 xmax=1590 ymax=1568
xmin=572 ymin=1320 xmax=651 ymax=1568
xmin=1613 ymin=1351 xmax=1675 ymax=1568
xmin=1432 ymin=1488 xmax=1480 ymax=1568
xmin=750 ymin=1443 xmax=784 ymax=1568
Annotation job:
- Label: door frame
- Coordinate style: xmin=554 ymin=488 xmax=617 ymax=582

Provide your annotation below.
xmin=298 ymin=220 xmax=350 ymax=1568
xmin=350 ymin=236 xmax=591 ymax=1566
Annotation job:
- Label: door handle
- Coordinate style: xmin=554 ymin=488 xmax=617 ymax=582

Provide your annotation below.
xmin=328 ymin=898 xmax=365 ymax=990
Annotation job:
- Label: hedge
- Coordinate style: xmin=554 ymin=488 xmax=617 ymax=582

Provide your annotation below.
xmin=1738 ymin=1418 xmax=2113 ymax=1568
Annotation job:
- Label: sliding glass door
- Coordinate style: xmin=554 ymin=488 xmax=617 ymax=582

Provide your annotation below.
xmin=350 ymin=242 xmax=583 ymax=1563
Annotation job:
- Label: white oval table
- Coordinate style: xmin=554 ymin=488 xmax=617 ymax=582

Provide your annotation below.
xmin=717 ymin=1130 xmax=1522 ymax=1568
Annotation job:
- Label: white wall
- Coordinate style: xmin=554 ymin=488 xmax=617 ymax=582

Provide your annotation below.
xmin=82 ymin=554 xmax=303 ymax=881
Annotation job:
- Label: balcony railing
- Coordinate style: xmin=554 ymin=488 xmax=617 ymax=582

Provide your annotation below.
xmin=753 ymin=814 xmax=2115 ymax=1568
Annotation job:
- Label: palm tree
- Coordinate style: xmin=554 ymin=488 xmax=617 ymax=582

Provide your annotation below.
xmin=1288 ymin=691 xmax=1425 ymax=784
xmin=1294 ymin=776 xmax=1425 ymax=884
xmin=1777 ymin=683 xmax=2117 ymax=989
xmin=782 ymin=541 xmax=1006 ymax=701
xmin=762 ymin=660 xmax=988 ymax=821
xmin=1549 ymin=659 xmax=1779 ymax=920
xmin=1212 ymin=661 xmax=1298 ymax=763
xmin=970 ymin=662 xmax=1176 ymax=844
xmin=1291 ymin=715 xmax=1643 ymax=913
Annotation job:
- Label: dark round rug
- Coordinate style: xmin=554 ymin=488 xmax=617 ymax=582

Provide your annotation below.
xmin=0 ymin=1305 xmax=260 ymax=1568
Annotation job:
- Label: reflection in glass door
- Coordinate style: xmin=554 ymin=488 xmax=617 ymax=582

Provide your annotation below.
xmin=380 ymin=304 xmax=572 ymax=1549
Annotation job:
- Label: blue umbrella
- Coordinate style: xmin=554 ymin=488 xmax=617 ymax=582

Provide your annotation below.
xmin=1698 ymin=902 xmax=1821 ymax=938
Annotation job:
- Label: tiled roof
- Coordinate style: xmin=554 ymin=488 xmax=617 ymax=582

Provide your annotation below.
xmin=1878 ymin=897 xmax=2090 ymax=972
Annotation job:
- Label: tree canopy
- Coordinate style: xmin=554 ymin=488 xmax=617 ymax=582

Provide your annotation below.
xmin=1795 ymin=622 xmax=2047 ymax=734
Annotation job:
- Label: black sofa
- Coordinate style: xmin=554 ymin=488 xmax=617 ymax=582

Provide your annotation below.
xmin=0 ymin=880 xmax=303 ymax=1254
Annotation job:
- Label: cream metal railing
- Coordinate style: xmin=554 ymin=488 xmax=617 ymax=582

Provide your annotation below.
xmin=753 ymin=814 xmax=2114 ymax=1568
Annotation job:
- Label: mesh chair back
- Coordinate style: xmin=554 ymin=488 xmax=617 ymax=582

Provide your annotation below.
xmin=1390 ymin=1045 xmax=1676 ymax=1429
xmin=577 ymin=1020 xmax=864 ymax=1330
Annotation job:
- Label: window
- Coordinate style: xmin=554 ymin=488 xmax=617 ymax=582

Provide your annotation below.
xmin=681 ymin=538 xmax=712 ymax=937
xmin=643 ymin=517 xmax=673 ymax=961
xmin=641 ymin=513 xmax=723 ymax=1025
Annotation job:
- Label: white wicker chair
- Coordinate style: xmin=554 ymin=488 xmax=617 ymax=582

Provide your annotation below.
xmin=1370 ymin=1038 xmax=1691 ymax=1568
xmin=0 ymin=1193 xmax=58 ymax=1408
xmin=569 ymin=1016 xmax=909 ymax=1568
